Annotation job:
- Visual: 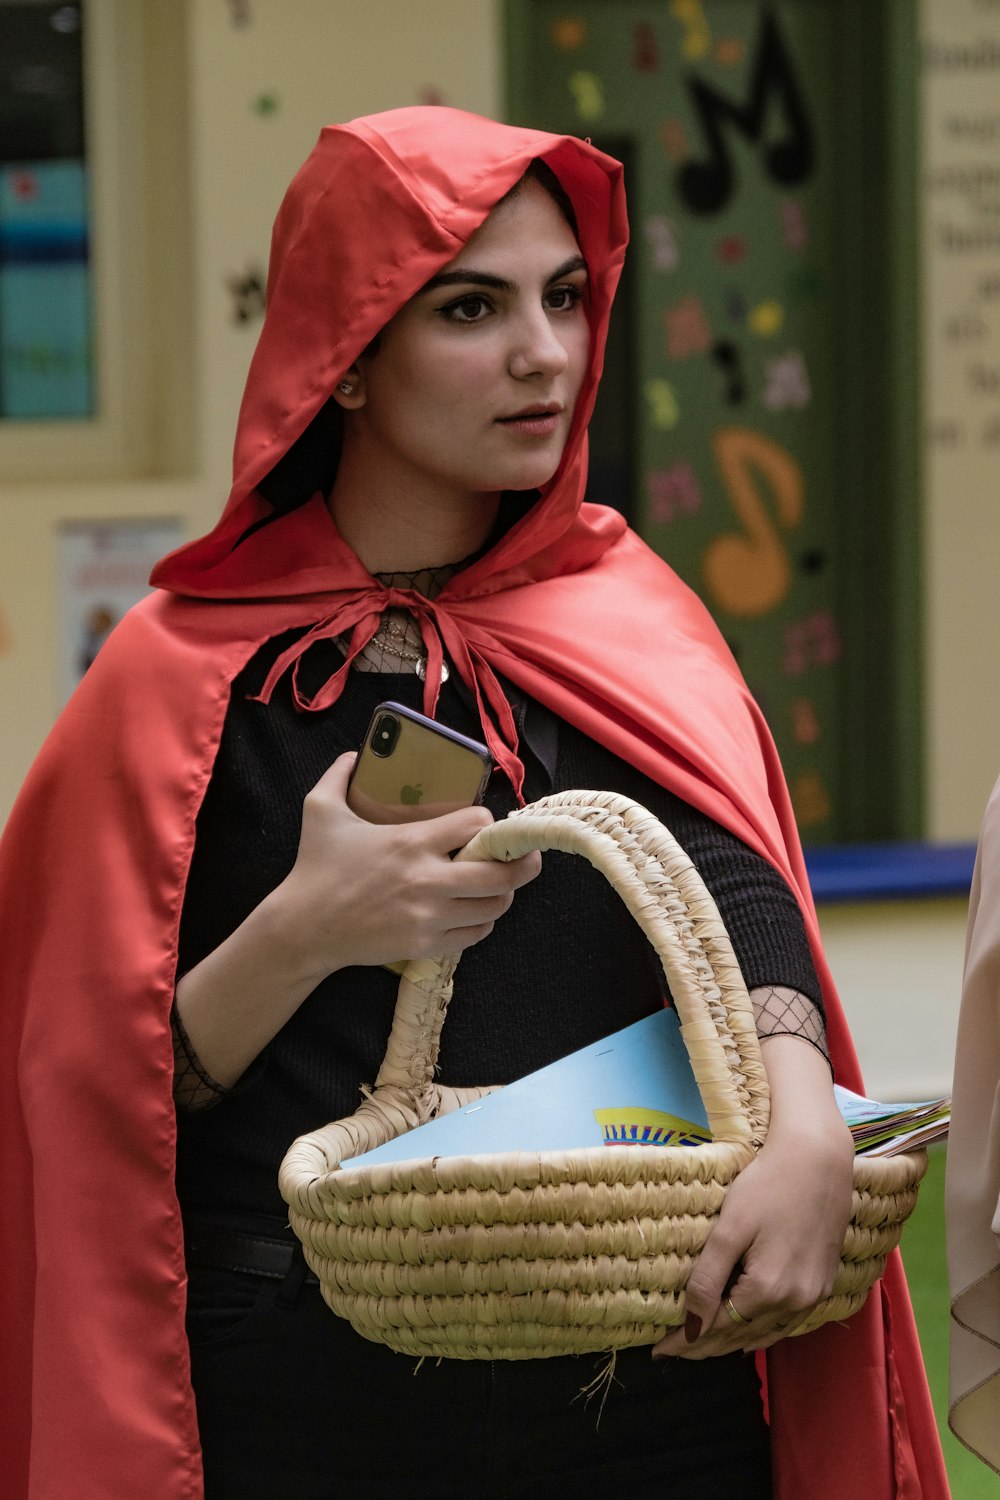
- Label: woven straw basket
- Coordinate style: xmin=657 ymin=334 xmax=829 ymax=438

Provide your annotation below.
xmin=280 ymin=790 xmax=926 ymax=1360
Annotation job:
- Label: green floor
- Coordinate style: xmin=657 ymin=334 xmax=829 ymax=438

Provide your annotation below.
xmin=899 ymin=1143 xmax=999 ymax=1497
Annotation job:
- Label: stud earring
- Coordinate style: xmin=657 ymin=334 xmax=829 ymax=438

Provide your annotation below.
xmin=338 ymin=380 xmax=354 ymax=395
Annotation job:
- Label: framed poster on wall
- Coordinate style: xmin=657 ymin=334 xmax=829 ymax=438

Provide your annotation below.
xmin=56 ymin=517 xmax=183 ymax=706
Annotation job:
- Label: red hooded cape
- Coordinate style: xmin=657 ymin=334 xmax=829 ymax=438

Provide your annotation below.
xmin=0 ymin=108 xmax=947 ymax=1499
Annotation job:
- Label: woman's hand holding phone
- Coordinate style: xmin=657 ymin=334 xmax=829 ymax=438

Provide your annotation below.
xmin=174 ymin=725 xmax=540 ymax=1092
xmin=270 ymin=752 xmax=542 ymax=979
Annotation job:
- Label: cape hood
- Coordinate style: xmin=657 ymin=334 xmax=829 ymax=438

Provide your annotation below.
xmin=153 ymin=106 xmax=629 ymax=600
xmin=1 ymin=108 xmax=947 ymax=1498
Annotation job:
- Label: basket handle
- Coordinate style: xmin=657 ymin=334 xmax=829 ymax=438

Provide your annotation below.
xmin=373 ymin=789 xmax=769 ymax=1148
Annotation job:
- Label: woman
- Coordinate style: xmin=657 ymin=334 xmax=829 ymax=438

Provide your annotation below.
xmin=0 ymin=108 xmax=947 ymax=1499
xmin=948 ymin=774 xmax=1000 ymax=1474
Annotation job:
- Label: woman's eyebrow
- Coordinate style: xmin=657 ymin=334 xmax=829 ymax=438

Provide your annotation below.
xmin=421 ymin=255 xmax=588 ymax=295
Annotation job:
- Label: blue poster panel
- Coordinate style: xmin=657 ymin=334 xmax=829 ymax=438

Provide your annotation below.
xmin=0 ymin=159 xmax=92 ymax=417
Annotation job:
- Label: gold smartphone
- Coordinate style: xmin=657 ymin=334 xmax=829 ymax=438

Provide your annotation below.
xmin=346 ymin=703 xmax=494 ymax=972
xmin=347 ymin=702 xmax=493 ymax=823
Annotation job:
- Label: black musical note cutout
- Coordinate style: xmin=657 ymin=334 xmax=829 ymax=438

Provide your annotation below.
xmin=226 ymin=266 xmax=266 ymax=323
xmin=676 ymin=13 xmax=813 ymax=215
xmin=711 ymin=340 xmax=746 ymax=404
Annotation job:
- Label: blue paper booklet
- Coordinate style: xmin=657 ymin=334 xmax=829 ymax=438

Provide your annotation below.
xmin=340 ymin=1007 xmax=712 ymax=1170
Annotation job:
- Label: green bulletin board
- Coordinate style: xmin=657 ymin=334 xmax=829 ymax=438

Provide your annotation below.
xmin=506 ymin=0 xmax=922 ymax=844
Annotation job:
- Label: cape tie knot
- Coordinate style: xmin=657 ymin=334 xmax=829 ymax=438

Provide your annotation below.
xmin=251 ymin=588 xmax=525 ymax=800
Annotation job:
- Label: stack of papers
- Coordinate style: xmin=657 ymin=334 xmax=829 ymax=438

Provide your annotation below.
xmin=833 ymin=1086 xmax=951 ymax=1157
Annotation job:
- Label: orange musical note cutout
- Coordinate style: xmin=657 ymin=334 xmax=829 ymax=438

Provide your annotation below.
xmin=702 ymin=427 xmax=803 ymax=618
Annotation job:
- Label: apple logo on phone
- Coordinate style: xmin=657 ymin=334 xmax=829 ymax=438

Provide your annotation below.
xmin=400 ymin=783 xmax=423 ymax=806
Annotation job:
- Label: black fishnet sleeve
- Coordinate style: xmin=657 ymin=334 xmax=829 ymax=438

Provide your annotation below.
xmin=171 ymin=1001 xmax=230 ymax=1113
xmin=749 ymin=984 xmax=829 ymax=1063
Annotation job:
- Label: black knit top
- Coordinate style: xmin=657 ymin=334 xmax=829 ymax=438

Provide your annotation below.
xmin=174 ymin=632 xmax=824 ymax=1229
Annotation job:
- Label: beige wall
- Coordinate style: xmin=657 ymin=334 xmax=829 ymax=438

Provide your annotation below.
xmin=0 ymin=0 xmax=987 ymax=1096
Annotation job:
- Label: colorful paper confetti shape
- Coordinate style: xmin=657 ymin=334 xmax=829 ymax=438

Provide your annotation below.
xmin=644 ymin=215 xmax=679 ymax=272
xmin=552 ymin=18 xmax=587 ymax=50
xmin=724 ymin=287 xmax=748 ymax=324
xmin=791 ymin=770 xmax=832 ymax=828
xmin=763 ymin=351 xmax=811 ymax=410
xmin=670 ymin=0 xmax=711 ymax=60
xmin=783 ymin=611 xmax=841 ymax=676
xmin=790 ymin=697 xmax=821 ymax=746
xmin=664 ymin=294 xmax=712 ymax=359
xmin=633 ymin=21 xmax=659 ymax=72
xmin=568 ymin=71 xmax=605 ymax=122
xmin=648 ymin=462 xmax=702 ymax=524
xmin=714 ymin=37 xmax=745 ymax=66
xmin=715 ymin=235 xmax=747 ymax=265
xmin=645 ymin=379 xmax=680 ymax=430
xmin=659 ymin=119 xmax=688 ymax=163
xmin=749 ymin=300 xmax=784 ymax=336
xmin=779 ymin=198 xmax=809 ymax=251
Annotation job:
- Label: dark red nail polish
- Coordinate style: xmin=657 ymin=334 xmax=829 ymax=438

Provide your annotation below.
xmin=685 ymin=1313 xmax=702 ymax=1343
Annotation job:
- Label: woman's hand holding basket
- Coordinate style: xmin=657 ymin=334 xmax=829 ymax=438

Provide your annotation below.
xmin=654 ymin=1033 xmax=855 ymax=1358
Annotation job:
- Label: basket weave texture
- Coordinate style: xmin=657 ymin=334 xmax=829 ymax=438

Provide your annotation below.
xmin=280 ymin=790 xmax=926 ymax=1360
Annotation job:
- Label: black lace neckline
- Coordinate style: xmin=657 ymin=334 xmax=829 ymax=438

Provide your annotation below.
xmin=372 ymin=552 xmax=475 ymax=600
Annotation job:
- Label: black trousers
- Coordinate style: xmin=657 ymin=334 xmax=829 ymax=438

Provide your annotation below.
xmin=186 ymin=1256 xmax=772 ymax=1500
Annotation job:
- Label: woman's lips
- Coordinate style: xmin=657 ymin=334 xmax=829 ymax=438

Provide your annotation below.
xmin=496 ymin=408 xmax=562 ymax=436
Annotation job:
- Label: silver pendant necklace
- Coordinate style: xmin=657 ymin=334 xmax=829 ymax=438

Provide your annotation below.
xmin=355 ymin=611 xmax=450 ymax=683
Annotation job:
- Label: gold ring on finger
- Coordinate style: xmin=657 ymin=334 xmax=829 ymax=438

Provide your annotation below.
xmin=724 ymin=1295 xmax=749 ymax=1326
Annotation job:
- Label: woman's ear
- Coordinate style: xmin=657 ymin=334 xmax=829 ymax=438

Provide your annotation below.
xmin=331 ymin=364 xmax=366 ymax=410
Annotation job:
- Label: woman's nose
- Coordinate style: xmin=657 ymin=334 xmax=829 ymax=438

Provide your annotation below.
xmin=508 ymin=311 xmax=570 ymax=380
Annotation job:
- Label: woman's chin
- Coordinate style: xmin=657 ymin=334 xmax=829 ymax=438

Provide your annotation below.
xmin=490 ymin=453 xmax=568 ymax=495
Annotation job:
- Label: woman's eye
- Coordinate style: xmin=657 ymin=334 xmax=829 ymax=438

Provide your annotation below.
xmin=545 ymin=284 xmax=585 ymax=312
xmin=442 ymin=295 xmax=492 ymax=323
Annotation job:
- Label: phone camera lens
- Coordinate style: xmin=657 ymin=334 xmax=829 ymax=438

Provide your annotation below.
xmin=370 ymin=713 xmax=400 ymax=758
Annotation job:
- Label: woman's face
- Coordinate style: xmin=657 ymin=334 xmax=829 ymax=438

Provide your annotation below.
xmin=341 ymin=177 xmax=590 ymax=511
